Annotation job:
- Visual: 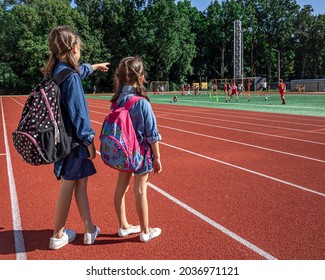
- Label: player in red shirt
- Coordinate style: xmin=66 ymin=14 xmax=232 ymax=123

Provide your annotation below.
xmin=278 ymin=79 xmax=286 ymax=104
xmin=225 ymin=82 xmax=231 ymax=102
xmin=230 ymin=82 xmax=238 ymax=101
xmin=187 ymin=84 xmax=191 ymax=95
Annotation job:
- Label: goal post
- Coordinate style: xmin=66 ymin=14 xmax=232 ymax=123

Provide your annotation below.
xmin=211 ymin=77 xmax=264 ymax=94
xmin=150 ymin=81 xmax=169 ymax=94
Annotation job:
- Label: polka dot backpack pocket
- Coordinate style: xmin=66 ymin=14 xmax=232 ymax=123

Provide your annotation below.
xmin=12 ymin=69 xmax=73 ymax=165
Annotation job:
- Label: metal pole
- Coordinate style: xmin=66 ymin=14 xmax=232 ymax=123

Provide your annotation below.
xmin=241 ymin=30 xmax=244 ymax=87
xmin=272 ymin=48 xmax=280 ymax=82
xmin=234 ymin=21 xmax=236 ymax=84
xmin=278 ymin=51 xmax=280 ymax=82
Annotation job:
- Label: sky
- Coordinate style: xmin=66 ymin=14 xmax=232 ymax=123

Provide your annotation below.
xmin=184 ymin=0 xmax=325 ymax=15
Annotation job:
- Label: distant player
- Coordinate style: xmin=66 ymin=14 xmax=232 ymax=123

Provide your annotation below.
xmin=237 ymin=82 xmax=243 ymax=95
xmin=187 ymin=84 xmax=191 ymax=95
xmin=223 ymin=83 xmax=227 ymax=95
xmin=278 ymin=79 xmax=286 ymax=104
xmin=213 ymin=83 xmax=217 ymax=96
xmin=230 ymin=82 xmax=238 ymax=101
xmin=262 ymin=79 xmax=268 ymax=100
xmin=170 ymin=95 xmax=178 ymax=103
xmin=225 ymin=82 xmax=231 ymax=102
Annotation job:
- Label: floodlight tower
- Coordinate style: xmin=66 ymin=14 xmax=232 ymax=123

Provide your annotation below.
xmin=233 ymin=20 xmax=243 ymax=85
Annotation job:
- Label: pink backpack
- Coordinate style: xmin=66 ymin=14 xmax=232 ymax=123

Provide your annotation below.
xmin=99 ymin=96 xmax=144 ymax=172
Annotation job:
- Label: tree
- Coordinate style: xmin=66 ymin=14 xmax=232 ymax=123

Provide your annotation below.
xmin=255 ymin=0 xmax=299 ymax=81
xmin=294 ymin=5 xmax=314 ymax=79
xmin=1 ymin=0 xmax=80 ymax=89
xmin=0 ymin=0 xmax=324 ymax=93
xmin=145 ymin=0 xmax=194 ymax=81
xmin=308 ymin=14 xmax=325 ymax=78
xmin=169 ymin=0 xmax=196 ymax=83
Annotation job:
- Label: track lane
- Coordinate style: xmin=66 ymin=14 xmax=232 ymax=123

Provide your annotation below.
xmin=88 ymin=100 xmax=325 ymax=193
xmin=0 ymin=97 xmax=16 ymax=260
xmin=2 ymin=96 xmax=324 ymax=260
xmin=154 ymin=123 xmax=324 ymax=193
xmin=89 ymin=106 xmax=324 ymax=259
xmin=151 ymin=103 xmax=325 ymax=126
xmin=146 ymin=143 xmax=324 ymax=260
xmin=3 ymin=97 xmax=267 ymax=260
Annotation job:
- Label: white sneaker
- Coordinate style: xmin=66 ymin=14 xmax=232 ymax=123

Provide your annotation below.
xmin=49 ymin=228 xmax=76 ymax=250
xmin=84 ymin=225 xmax=100 ymax=245
xmin=118 ymin=225 xmax=141 ymax=237
xmin=140 ymin=228 xmax=161 ymax=242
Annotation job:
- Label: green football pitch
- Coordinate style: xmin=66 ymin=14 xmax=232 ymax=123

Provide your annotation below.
xmin=91 ymin=92 xmax=325 ymax=117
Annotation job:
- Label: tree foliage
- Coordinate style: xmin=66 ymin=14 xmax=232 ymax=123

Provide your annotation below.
xmin=0 ymin=0 xmax=324 ymax=93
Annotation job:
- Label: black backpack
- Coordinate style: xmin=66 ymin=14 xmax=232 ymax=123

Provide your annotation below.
xmin=12 ymin=68 xmax=74 ymax=165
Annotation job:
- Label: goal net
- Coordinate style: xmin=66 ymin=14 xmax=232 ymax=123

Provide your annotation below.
xmin=150 ymin=81 xmax=169 ymax=94
xmin=212 ymin=77 xmax=265 ymax=94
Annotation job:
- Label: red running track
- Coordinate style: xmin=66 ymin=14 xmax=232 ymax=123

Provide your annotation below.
xmin=0 ymin=96 xmax=324 ymax=260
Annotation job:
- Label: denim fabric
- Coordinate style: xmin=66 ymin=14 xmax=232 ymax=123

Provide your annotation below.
xmin=53 ymin=61 xmax=95 ymax=146
xmin=116 ymin=86 xmax=161 ymax=145
xmin=57 ymin=145 xmax=96 ymax=180
xmin=116 ymin=86 xmax=161 ymax=174
xmin=53 ymin=61 xmax=96 ymax=180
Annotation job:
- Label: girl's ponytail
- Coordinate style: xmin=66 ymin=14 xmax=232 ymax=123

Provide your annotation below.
xmin=111 ymin=56 xmax=149 ymax=103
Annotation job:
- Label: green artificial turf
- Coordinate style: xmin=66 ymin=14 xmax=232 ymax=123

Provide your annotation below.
xmin=89 ymin=92 xmax=325 ymax=117
xmin=148 ymin=93 xmax=325 ymax=117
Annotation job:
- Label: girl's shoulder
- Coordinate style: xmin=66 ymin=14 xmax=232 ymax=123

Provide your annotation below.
xmin=127 ymin=95 xmax=151 ymax=113
xmin=137 ymin=95 xmax=151 ymax=106
xmin=136 ymin=98 xmax=154 ymax=116
xmin=52 ymin=63 xmax=80 ymax=84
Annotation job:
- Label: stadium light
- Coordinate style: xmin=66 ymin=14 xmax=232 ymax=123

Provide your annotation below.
xmin=272 ymin=48 xmax=280 ymax=82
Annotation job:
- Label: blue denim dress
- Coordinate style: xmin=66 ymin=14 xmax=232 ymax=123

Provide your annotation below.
xmin=53 ymin=61 xmax=96 ymax=180
xmin=116 ymin=86 xmax=161 ymax=174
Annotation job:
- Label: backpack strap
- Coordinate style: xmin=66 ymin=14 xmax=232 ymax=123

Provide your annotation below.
xmin=53 ymin=68 xmax=74 ymax=85
xmin=124 ymin=96 xmax=144 ymax=111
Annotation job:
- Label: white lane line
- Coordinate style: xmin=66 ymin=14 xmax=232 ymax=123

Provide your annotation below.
xmin=0 ymin=153 xmax=6 ymax=156
xmin=160 ymin=142 xmax=325 ymax=198
xmin=148 ymin=182 xmax=277 ymax=260
xmin=10 ymin=97 xmax=25 ymax=106
xmin=158 ymin=124 xmax=325 ymax=163
xmin=92 ymin=115 xmax=325 ymax=163
xmin=1 ymin=97 xmax=27 ymax=260
xmin=90 ymin=108 xmax=325 ymax=145
xmin=95 ymin=147 xmax=277 ymax=259
xmin=153 ymin=110 xmax=325 ymax=135
xmin=158 ymin=116 xmax=325 ymax=145
xmin=91 ymin=118 xmax=324 ymax=196
xmin=152 ymin=106 xmax=325 ymax=128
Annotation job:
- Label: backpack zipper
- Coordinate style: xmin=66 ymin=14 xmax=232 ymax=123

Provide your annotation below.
xmin=40 ymin=87 xmax=60 ymax=145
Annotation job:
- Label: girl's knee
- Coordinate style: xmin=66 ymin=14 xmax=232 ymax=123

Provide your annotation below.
xmin=133 ymin=173 xmax=149 ymax=194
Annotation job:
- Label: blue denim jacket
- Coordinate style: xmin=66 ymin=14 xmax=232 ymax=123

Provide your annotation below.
xmin=52 ymin=61 xmax=95 ymax=146
xmin=53 ymin=61 xmax=95 ymax=179
xmin=116 ymin=85 xmax=161 ymax=145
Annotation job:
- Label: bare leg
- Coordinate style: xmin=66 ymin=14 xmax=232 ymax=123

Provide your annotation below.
xmin=133 ymin=173 xmax=150 ymax=234
xmin=74 ymin=177 xmax=95 ymax=233
xmin=114 ymin=172 xmax=132 ymax=229
xmin=53 ymin=178 xmax=75 ymax=238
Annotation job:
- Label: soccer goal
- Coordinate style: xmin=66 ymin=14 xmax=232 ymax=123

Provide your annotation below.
xmin=150 ymin=81 xmax=169 ymax=94
xmin=212 ymin=77 xmax=264 ymax=95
